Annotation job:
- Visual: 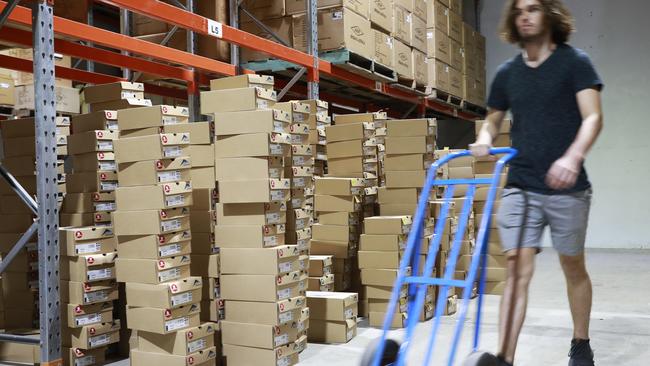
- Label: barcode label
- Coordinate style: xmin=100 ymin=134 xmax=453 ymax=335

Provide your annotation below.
xmin=75 ymin=313 xmax=101 ymax=326
xmin=106 ymin=121 xmax=118 ymax=130
xmin=158 ymin=268 xmax=182 ymax=283
xmin=83 ymin=290 xmax=109 ymax=304
xmin=165 ymin=316 xmax=189 ymax=332
xmin=274 ymin=333 xmax=289 ymax=347
xmin=266 ymin=212 xmax=281 ymax=224
xmin=165 ymin=194 xmax=186 ymax=207
xmin=269 ymin=144 xmax=284 ymax=155
xmin=292 ymin=156 xmax=306 ymax=165
xmin=270 ymin=190 xmax=286 ymax=201
xmin=187 ymin=338 xmax=207 ymax=353
xmin=278 ymin=262 xmax=292 ymax=273
xmin=273 ymin=121 xmax=286 ymax=133
xmin=293 ymin=178 xmax=306 ymax=187
xmin=87 ymin=268 xmax=112 ymax=281
xmin=97 ymin=141 xmax=113 ymax=151
xmin=94 ymin=202 xmax=116 ymax=211
xmin=89 ymin=333 xmax=111 ymax=347
xmin=74 ymin=355 xmax=96 ymax=366
xmin=121 ymin=91 xmax=139 ymax=99
xmin=269 ymin=168 xmax=282 ymax=179
xmin=277 ymin=288 xmax=291 ymax=300
xmin=293 ymin=113 xmax=306 ymax=122
xmin=163 ymin=146 xmax=183 ymax=158
xmin=75 ymin=243 xmax=102 ymax=255
xmin=100 ymin=182 xmax=118 ymax=191
xmin=171 ymin=292 xmax=193 ymax=306
xmin=257 ymin=100 xmax=270 ymax=109
xmin=344 ymin=308 xmax=354 ymax=319
xmin=162 ymin=116 xmax=183 ymax=125
xmin=159 ymin=243 xmax=182 ymax=257
xmin=278 ymin=311 xmax=293 ymax=324
xmin=263 ymin=235 xmax=278 ymax=247
xmin=158 ymin=170 xmax=182 ymax=183
xmin=98 ymin=161 xmax=116 ymax=171
xmin=161 ymin=219 xmax=182 ymax=232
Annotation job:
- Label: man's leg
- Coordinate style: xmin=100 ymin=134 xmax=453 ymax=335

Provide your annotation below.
xmin=559 ymin=252 xmax=592 ymax=340
xmin=497 ymin=247 xmax=537 ymax=364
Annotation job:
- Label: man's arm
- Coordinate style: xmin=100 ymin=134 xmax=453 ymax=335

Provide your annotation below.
xmin=546 ymin=88 xmax=603 ymax=190
xmin=470 ymin=108 xmax=507 ymax=157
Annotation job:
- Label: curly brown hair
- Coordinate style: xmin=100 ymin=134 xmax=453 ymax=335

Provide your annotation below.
xmin=499 ymin=0 xmax=575 ymax=45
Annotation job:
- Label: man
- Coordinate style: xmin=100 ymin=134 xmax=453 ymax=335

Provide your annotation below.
xmin=470 ymin=0 xmax=603 ymax=365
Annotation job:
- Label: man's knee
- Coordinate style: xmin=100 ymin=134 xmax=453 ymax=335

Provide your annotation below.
xmin=560 ymin=254 xmax=590 ymax=283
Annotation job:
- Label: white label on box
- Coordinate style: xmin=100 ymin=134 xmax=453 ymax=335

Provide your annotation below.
xmin=257 ymin=100 xmax=270 ymax=110
xmin=97 ymin=141 xmax=113 ymax=151
xmin=270 ymin=190 xmax=286 ymax=201
xmin=297 ymin=239 xmax=309 ymax=251
xmin=269 ymin=168 xmax=282 ymax=179
xmin=163 ymin=146 xmax=183 ymax=158
xmin=83 ymin=290 xmax=109 ymax=304
xmin=292 ymin=156 xmax=307 ymax=166
xmin=332 ymin=10 xmax=343 ymax=20
xmin=100 ymin=182 xmax=118 ymax=191
xmin=273 ymin=121 xmax=287 ymax=133
xmin=274 ymin=333 xmax=289 ymax=347
xmin=159 ymin=243 xmax=182 ymax=257
xmin=171 ymin=291 xmax=193 ymax=306
xmin=121 ymin=91 xmax=139 ymax=99
xmin=75 ymin=313 xmax=102 ymax=326
xmin=263 ymin=235 xmax=278 ymax=247
xmin=161 ymin=219 xmax=182 ymax=232
xmin=94 ymin=202 xmax=116 ymax=211
xmin=278 ymin=311 xmax=293 ymax=324
xmin=75 ymin=243 xmax=102 ymax=255
xmin=158 ymin=268 xmax=182 ymax=283
xmin=87 ymin=268 xmax=113 ymax=281
xmin=344 ymin=308 xmax=354 ymax=319
xmin=89 ymin=333 xmax=111 ymax=347
xmin=98 ymin=161 xmax=116 ymax=171
xmin=165 ymin=194 xmax=186 ymax=207
xmin=266 ymin=212 xmax=281 ymax=224
xmin=165 ymin=316 xmax=189 ymax=332
xmin=158 ymin=170 xmax=182 ymax=183
xmin=278 ymin=262 xmax=292 ymax=273
xmin=298 ymin=281 xmax=306 ymax=291
xmin=206 ymin=19 xmax=223 ymax=38
xmin=106 ymin=120 xmax=118 ymax=130
xmin=350 ymin=187 xmax=363 ymax=195
xmin=162 ymin=116 xmax=184 ymax=125
xmin=269 ymin=144 xmax=284 ymax=156
xmin=291 ymin=198 xmax=303 ymax=208
xmin=187 ymin=338 xmax=207 ymax=353
xmin=277 ymin=356 xmax=291 ymax=366
xmin=74 ymin=355 xmax=96 ymax=366
xmin=277 ymin=288 xmax=291 ymax=300
xmin=293 ymin=178 xmax=306 ymax=188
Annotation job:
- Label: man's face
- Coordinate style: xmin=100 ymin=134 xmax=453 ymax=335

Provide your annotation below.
xmin=514 ymin=0 xmax=547 ymax=42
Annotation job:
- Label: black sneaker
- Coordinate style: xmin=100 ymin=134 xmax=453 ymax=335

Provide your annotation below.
xmin=569 ymin=339 xmax=595 ymax=366
xmin=497 ymin=355 xmax=514 ymax=366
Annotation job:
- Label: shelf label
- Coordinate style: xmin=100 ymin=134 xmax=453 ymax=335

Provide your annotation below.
xmin=207 ymin=19 xmax=223 ymax=38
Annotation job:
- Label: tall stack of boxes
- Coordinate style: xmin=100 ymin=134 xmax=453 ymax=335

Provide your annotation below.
xmin=202 ymin=75 xmax=309 ymax=366
xmin=301 ymin=99 xmax=330 ymax=178
xmin=462 ymin=23 xmax=487 ymax=106
xmin=391 ymin=0 xmax=428 ymax=87
xmin=308 ymin=255 xmax=335 ymax=292
xmin=306 ymin=291 xmax=358 ymax=344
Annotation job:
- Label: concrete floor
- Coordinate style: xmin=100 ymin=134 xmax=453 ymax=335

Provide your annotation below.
xmin=16 ymin=249 xmax=644 ymax=366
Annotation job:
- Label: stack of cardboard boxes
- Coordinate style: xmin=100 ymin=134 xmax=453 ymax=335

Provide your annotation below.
xmin=472 ymin=120 xmax=512 ymax=295
xmin=426 ymin=0 xmax=463 ymax=98
xmin=308 ymin=255 xmax=335 ymax=292
xmin=462 ymin=22 xmax=487 ymax=106
xmin=202 ymin=75 xmax=309 ymax=366
xmin=306 ymin=291 xmax=358 ymax=344
xmin=83 ymin=82 xmax=152 ymax=113
xmin=301 ymin=100 xmax=330 ymax=178
xmin=389 ymin=0 xmax=428 ymax=87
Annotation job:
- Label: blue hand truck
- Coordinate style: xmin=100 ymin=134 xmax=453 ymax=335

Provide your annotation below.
xmin=360 ymin=147 xmax=518 ymax=366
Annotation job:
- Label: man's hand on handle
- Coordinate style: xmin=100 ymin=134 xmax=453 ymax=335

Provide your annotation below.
xmin=469 ymin=142 xmax=493 ymax=158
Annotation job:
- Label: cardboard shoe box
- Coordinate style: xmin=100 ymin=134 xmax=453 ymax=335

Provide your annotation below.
xmin=359 ymin=234 xmax=407 ymax=252
xmin=126 ymin=303 xmax=201 ymax=334
xmin=215 ymin=132 xmax=290 ymax=158
xmin=115 ymin=182 xmax=193 ymax=211
xmin=386 ymin=118 xmax=436 ymax=136
xmin=61 ymin=252 xmax=118 ymax=283
xmin=224 ymin=296 xmax=306 ymax=325
xmin=82 ymin=82 xmax=144 ymax=104
xmin=219 ymin=179 xmax=290 ymax=204
xmin=393 ymin=6 xmax=412 ymax=45
xmin=223 ymin=343 xmax=300 ymax=366
xmin=220 ymin=246 xmax=299 ymax=275
xmin=71 ymin=152 xmax=116 ymax=173
xmin=308 ymin=318 xmax=357 ymax=343
xmin=364 ymin=216 xmax=412 ymax=234
xmin=314 ymin=195 xmax=362 ymax=213
xmin=212 ymin=109 xmax=290 ymax=136
xmin=312 ymin=224 xmax=358 ymax=242
xmin=384 ymin=153 xmax=433 ymax=171
xmin=209 ymin=74 xmax=274 ymax=91
xmin=116 ymin=230 xmax=192 ymax=259
xmin=221 ymin=271 xmax=303 ymax=302
xmin=60 ymin=226 xmax=116 ymax=256
xmin=385 ymin=136 xmax=434 ymax=155
xmin=214 ymin=224 xmax=286 ymax=249
xmin=116 ymin=105 xmax=189 ymax=131
xmin=221 ymin=321 xmax=299 ymax=349
xmin=63 ymin=321 xmax=121 ymax=349
xmin=215 ymin=157 xmax=285 ymax=181
xmin=114 ymin=133 xmax=190 ymax=164
xmin=65 ymin=302 xmax=114 ymax=328
xmin=137 ymin=322 xmax=217 ymax=355
xmin=116 ymin=256 xmax=191 ymax=284
xmin=358 ymin=250 xmax=402 ymax=269
xmin=163 ymin=121 xmax=212 ymax=145
xmin=117 ymin=157 xmax=191 ymax=187
xmin=384 ymin=170 xmax=426 ymax=188
xmin=427 ymin=28 xmax=451 ymax=65
xmin=112 ymin=207 xmax=190 ymax=235
xmin=217 ymin=202 xmax=286 ymax=226
xmin=306 ymin=291 xmax=358 ymax=321
xmin=130 ymin=347 xmax=217 ymax=366
xmin=66 ymin=171 xmax=118 ymax=193
xmin=71 ymin=111 xmax=119 ymax=133
xmin=61 ymin=280 xmax=118 ymax=306
xmin=200 ymin=87 xmax=276 ymax=114
xmin=315 ymin=177 xmax=366 ymax=196
xmin=125 ymin=277 xmax=202 ymax=308
xmin=64 ymin=347 xmax=107 ymax=366
xmin=361 ymin=268 xmax=410 ymax=287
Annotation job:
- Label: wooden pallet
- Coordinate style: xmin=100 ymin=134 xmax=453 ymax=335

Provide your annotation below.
xmin=428 ymin=88 xmax=462 ymax=107
xmin=461 ymin=100 xmax=487 ymax=116
xmin=391 ymin=76 xmax=428 ymax=96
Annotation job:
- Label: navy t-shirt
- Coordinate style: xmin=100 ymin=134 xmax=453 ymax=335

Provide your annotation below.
xmin=487 ymin=43 xmax=603 ymax=194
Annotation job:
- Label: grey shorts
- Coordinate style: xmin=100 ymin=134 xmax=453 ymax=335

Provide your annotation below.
xmin=495 ymin=187 xmax=592 ymax=256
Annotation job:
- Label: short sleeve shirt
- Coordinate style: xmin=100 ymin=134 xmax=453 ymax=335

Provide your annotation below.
xmin=487 ymin=43 xmax=603 ymax=194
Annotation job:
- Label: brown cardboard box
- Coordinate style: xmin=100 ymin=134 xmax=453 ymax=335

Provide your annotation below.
xmin=308 ymin=318 xmax=357 ymax=343
xmin=213 ymin=109 xmax=290 ymax=136
xmin=293 ymin=8 xmax=374 ymax=60
xmin=447 ymin=10 xmax=462 ymax=42
xmin=450 ymin=39 xmax=463 ymax=71
xmin=358 ymin=251 xmax=402 ymax=269
xmin=327 ymin=156 xmax=373 ymax=175
xmin=365 ymin=284 xmax=408 ymax=299
xmin=222 ymin=321 xmax=300 ymax=350
xmin=427 ymin=28 xmax=450 ymax=64
xmin=449 ymin=0 xmax=462 ymax=14
xmin=333 ymin=111 xmax=386 ymax=124
xmin=240 ymin=17 xmax=293 ymax=62
xmin=117 ymin=157 xmax=191 ymax=187
xmin=60 ymin=192 xmax=114 ymax=215
xmin=395 ymin=0 xmax=413 ymax=12
xmin=189 ymin=254 xmax=220 ymax=278
xmin=70 ymin=152 xmax=116 ymax=173
xmin=370 ymin=0 xmax=393 ymax=33
xmin=220 ymin=246 xmax=299 ymax=275
xmin=314 ymin=195 xmax=362 ymax=213
xmin=385 ymin=135 xmax=434 ymax=155
xmin=225 ymin=296 xmax=306 ymax=325
xmin=316 ymin=211 xmax=360 ymax=226
xmin=240 ymin=0 xmax=286 ymax=20
xmin=163 ymin=122 xmax=212 ymax=145
xmin=448 ymin=66 xmax=463 ymax=97
xmin=89 ymin=98 xmax=152 ymax=112
xmin=200 ymin=87 xmax=276 ymax=114
xmin=137 ymin=322 xmax=216 ymax=356
xmin=369 ymin=311 xmax=406 ymax=328
xmin=361 ymin=268 xmax=408 ymax=286
xmin=114 ymin=133 xmax=190 ymax=164
xmin=413 ymin=0 xmax=426 ymax=20
xmin=359 ymin=234 xmax=407 ymax=251
xmin=187 ymin=145 xmax=215 ymax=168
xmin=61 ymin=280 xmax=118 ymax=306
xmin=82 ymin=82 xmax=144 ymax=104
xmin=65 ymin=302 xmax=114 ymax=328
xmin=312 ymin=224 xmax=358 ymax=242
xmin=364 ymin=216 xmax=412 ymax=234
xmin=125 ymin=277 xmax=202 ymax=308
xmin=325 ymin=122 xmax=374 ymax=142
xmin=63 ymin=347 xmax=106 ymax=366
xmin=116 ymin=256 xmax=191 ymax=284
xmin=65 ymin=171 xmax=118 ymax=193
xmin=116 ymin=105 xmax=189 ymax=131
xmin=223 ymin=343 xmax=300 ymax=366
xmin=315 ymin=177 xmax=366 ymax=195
xmin=127 ymin=303 xmax=201 ymax=334
xmin=219 ymin=179 xmax=290 ymax=203
xmin=217 ymin=202 xmax=286 ymax=226
xmin=427 ymin=0 xmax=449 ymax=32
xmin=393 ymin=5 xmax=412 ymax=45
xmin=386 ymin=118 xmax=436 ymax=136
xmin=2 ymin=136 xmax=67 ymax=157
xmin=64 ymin=321 xmax=120 ymax=349
xmin=210 ymin=74 xmax=274 ymax=91
xmin=385 ymin=170 xmax=426 ymax=188
xmin=61 ymin=252 xmax=117 ymax=283
xmin=214 ymin=224 xmax=286 ymax=249
xmin=131 ymin=347 xmax=217 ymax=366
xmin=0 ymin=74 xmax=14 ymax=105
xmin=59 ymin=226 xmax=116 ymax=256
xmin=428 ymin=58 xmax=450 ymax=92
xmin=221 ymin=271 xmax=303 ymax=302
xmin=215 ymin=157 xmax=285 ymax=181
xmin=413 ymin=50 xmax=428 ymax=86
xmin=112 ymin=208 xmax=191 ymax=235
xmin=391 ymin=38 xmax=412 ymax=79
xmin=384 ymin=153 xmax=432 ymax=171
xmin=115 ymin=182 xmax=193 ymax=211
xmin=373 ymin=30 xmax=394 ymax=68
xmin=412 ymin=15 xmax=427 ymax=52
xmin=116 ymin=230 xmax=191 ymax=259
xmin=0 ymin=117 xmax=39 ymax=138
xmin=214 ymin=132 xmax=290 ymax=158
xmin=306 ymin=291 xmax=358 ymax=320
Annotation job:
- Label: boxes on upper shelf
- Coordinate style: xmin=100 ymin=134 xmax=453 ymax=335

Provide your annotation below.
xmin=201 ymin=87 xmax=277 ymax=114
xmin=210 ymin=74 xmax=274 ymax=91
xmin=82 ymin=82 xmax=144 ymax=104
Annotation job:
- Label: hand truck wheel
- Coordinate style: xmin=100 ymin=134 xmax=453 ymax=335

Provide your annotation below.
xmin=360 ymin=338 xmax=401 ymax=366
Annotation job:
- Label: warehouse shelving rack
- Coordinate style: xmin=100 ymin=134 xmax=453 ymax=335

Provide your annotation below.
xmin=0 ymin=0 xmax=486 ymax=363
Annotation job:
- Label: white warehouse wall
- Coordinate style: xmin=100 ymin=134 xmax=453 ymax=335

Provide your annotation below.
xmin=480 ymin=0 xmax=650 ymax=249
